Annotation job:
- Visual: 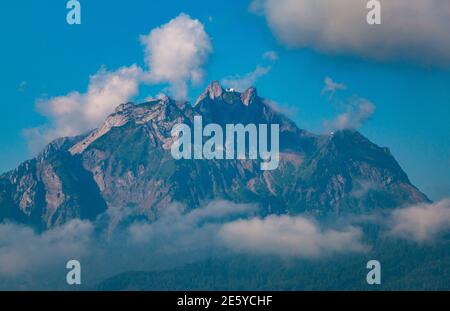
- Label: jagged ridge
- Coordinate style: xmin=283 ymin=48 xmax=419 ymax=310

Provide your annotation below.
xmin=0 ymin=81 xmax=429 ymax=230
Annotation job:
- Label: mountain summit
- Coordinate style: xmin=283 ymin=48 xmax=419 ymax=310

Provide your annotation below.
xmin=194 ymin=81 xmax=258 ymax=106
xmin=0 ymin=82 xmax=429 ymax=230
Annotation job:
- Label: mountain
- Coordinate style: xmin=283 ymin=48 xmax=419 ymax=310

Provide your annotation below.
xmin=0 ymin=81 xmax=429 ymax=230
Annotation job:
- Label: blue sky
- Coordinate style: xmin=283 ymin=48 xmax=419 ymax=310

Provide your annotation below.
xmin=0 ymin=0 xmax=449 ymax=200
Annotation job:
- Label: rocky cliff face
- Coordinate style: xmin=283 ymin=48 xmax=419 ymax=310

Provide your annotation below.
xmin=0 ymin=136 xmax=107 ymax=230
xmin=0 ymin=82 xmax=429 ymax=230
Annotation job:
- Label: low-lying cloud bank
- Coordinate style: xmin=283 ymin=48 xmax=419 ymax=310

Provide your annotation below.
xmin=219 ymin=215 xmax=367 ymax=258
xmin=127 ymin=201 xmax=257 ymax=252
xmin=388 ymin=199 xmax=450 ymax=243
xmin=2 ymin=199 xmax=450 ymax=288
xmin=0 ymin=201 xmax=366 ymax=286
xmin=0 ymin=220 xmax=93 ymax=277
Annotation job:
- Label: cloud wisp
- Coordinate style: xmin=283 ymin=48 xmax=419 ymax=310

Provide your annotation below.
xmin=322 ymin=77 xmax=347 ymax=99
xmin=221 ymin=65 xmax=272 ymax=91
xmin=221 ymin=51 xmax=278 ymax=91
xmin=324 ymin=97 xmax=375 ymax=131
xmin=320 ymin=76 xmax=375 ymax=132
xmin=263 ymin=50 xmax=278 ymax=61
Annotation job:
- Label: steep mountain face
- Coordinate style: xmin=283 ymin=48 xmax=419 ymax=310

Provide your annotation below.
xmin=0 ymin=81 xmax=429 ymax=230
xmin=0 ymin=136 xmax=107 ymax=230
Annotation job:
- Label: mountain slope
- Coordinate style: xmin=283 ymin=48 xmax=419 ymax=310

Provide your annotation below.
xmin=0 ymin=136 xmax=107 ymax=230
xmin=95 ymin=237 xmax=450 ymax=291
xmin=0 ymin=82 xmax=429 ymax=229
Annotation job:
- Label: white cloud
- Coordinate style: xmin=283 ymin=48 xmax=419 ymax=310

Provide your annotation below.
xmin=25 ymin=13 xmax=213 ymax=152
xmin=251 ymin=0 xmax=450 ymax=67
xmin=128 ymin=201 xmax=256 ymax=247
xmin=219 ymin=215 xmax=367 ymax=258
xmin=0 ymin=220 xmax=93 ymax=277
xmin=128 ymin=201 xmax=367 ymax=259
xmin=0 ymin=201 xmax=367 ymax=289
xmin=263 ymin=99 xmax=298 ymax=117
xmin=389 ymin=199 xmax=450 ymax=243
xmin=325 ymin=98 xmax=375 ymax=131
xmin=24 ymin=65 xmax=143 ymax=153
xmin=221 ymin=65 xmax=271 ymax=91
xmin=140 ymin=13 xmax=212 ymax=99
xmin=322 ymin=77 xmax=346 ymax=97
xmin=221 ymin=50 xmax=278 ymax=91
xmin=263 ymin=50 xmax=278 ymax=61
xmin=0 ymin=201 xmax=256 ymax=287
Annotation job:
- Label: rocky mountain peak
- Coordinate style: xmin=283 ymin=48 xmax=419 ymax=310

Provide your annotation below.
xmin=206 ymin=80 xmax=224 ymax=99
xmin=194 ymin=81 xmax=224 ymax=106
xmin=241 ymin=87 xmax=258 ymax=106
xmin=194 ymin=81 xmax=260 ymax=109
xmin=0 ymin=83 xmax=430 ymax=231
xmin=115 ymin=102 xmax=135 ymax=113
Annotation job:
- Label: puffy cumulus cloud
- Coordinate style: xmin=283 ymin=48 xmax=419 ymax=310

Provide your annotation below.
xmin=250 ymin=0 xmax=450 ymax=67
xmin=389 ymin=199 xmax=450 ymax=243
xmin=219 ymin=215 xmax=367 ymax=258
xmin=324 ymin=98 xmax=375 ymax=131
xmin=140 ymin=13 xmax=212 ymax=99
xmin=24 ymin=65 xmax=143 ymax=153
xmin=221 ymin=65 xmax=271 ymax=91
xmin=0 ymin=220 xmax=93 ymax=277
